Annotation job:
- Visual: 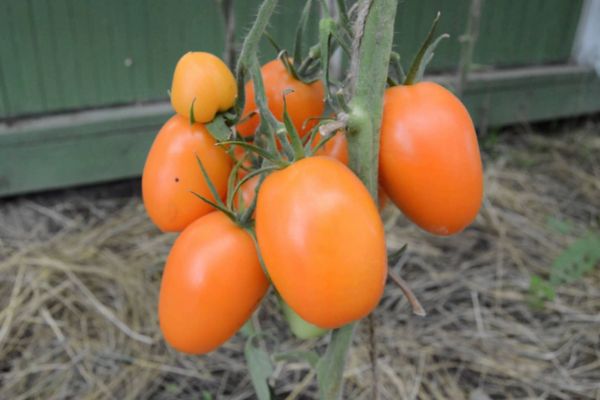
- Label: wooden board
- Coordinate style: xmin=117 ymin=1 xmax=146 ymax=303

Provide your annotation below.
xmin=1 ymin=65 xmax=599 ymax=198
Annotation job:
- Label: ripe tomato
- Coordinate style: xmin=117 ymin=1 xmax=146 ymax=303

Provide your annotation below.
xmin=237 ymin=59 xmax=325 ymax=138
xmin=313 ymin=130 xmax=349 ymax=165
xmin=379 ymin=82 xmax=483 ymax=235
xmin=171 ymin=52 xmax=237 ymax=123
xmin=256 ymin=157 xmax=387 ymax=328
xmin=142 ymin=115 xmax=232 ymax=232
xmin=159 ymin=211 xmax=269 ymax=354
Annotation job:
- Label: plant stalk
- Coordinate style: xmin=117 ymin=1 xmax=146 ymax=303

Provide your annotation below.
xmin=317 ymin=1 xmax=398 ymax=399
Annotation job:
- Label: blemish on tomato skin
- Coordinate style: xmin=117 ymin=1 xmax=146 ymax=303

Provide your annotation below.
xmin=175 ymin=177 xmax=180 ymax=183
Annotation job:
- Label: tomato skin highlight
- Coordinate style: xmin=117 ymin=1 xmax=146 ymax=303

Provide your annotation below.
xmin=158 ymin=212 xmax=269 ymax=354
xmin=379 ymin=82 xmax=483 ymax=235
xmin=171 ymin=52 xmax=237 ymax=123
xmin=256 ymin=157 xmax=387 ymax=328
xmin=237 ymin=59 xmax=325 ymax=138
xmin=142 ymin=115 xmax=232 ymax=232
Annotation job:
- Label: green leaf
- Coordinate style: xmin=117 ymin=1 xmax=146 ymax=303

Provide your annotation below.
xmin=226 ymin=156 xmax=248 ymax=210
xmin=217 ymin=141 xmax=280 ymax=165
xmin=319 ymin=18 xmax=335 ymax=102
xmin=273 ymin=350 xmax=320 ymax=368
xmin=189 ymin=191 xmax=235 ymax=221
xmin=194 ymin=154 xmax=226 ymax=208
xmin=528 ymin=275 xmax=556 ymax=309
xmin=264 ymin=31 xmax=282 ymax=55
xmin=297 ymin=44 xmax=321 ymax=77
xmin=281 ymin=89 xmax=305 ymax=161
xmin=316 ymin=324 xmax=355 ymax=400
xmin=546 ymin=216 xmax=573 ymax=235
xmin=206 ymin=114 xmax=233 ymax=142
xmin=303 ymin=119 xmax=331 ymax=153
xmin=404 ymin=12 xmax=449 ymax=85
xmin=277 ymin=50 xmax=300 ymax=81
xmin=245 ymin=334 xmax=274 ymax=400
xmin=335 ymin=0 xmax=351 ymax=36
xmin=388 ymin=51 xmax=406 ymax=85
xmin=240 ymin=318 xmax=257 ymax=337
xmin=549 ymin=232 xmax=600 ymax=286
xmin=202 ymin=391 xmax=213 ymax=400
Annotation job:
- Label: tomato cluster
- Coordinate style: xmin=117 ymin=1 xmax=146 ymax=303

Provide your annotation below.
xmin=142 ymin=50 xmax=482 ymax=354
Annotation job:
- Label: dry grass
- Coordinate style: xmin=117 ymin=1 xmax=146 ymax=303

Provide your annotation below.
xmin=1 ymin=124 xmax=599 ymax=399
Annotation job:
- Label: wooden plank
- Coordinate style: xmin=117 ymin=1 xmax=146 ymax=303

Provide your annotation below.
xmin=67 ymin=0 xmax=99 ymax=109
xmin=436 ymin=65 xmax=600 ymax=126
xmin=0 ymin=104 xmax=172 ymax=197
xmin=29 ymin=0 xmax=66 ymax=113
xmin=49 ymin=0 xmax=82 ymax=110
xmin=1 ymin=65 xmax=599 ymax=198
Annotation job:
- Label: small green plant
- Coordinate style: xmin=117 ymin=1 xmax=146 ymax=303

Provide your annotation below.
xmin=529 ymin=219 xmax=600 ymax=309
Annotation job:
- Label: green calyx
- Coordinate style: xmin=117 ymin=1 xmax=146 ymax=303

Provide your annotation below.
xmin=280 ymin=299 xmax=328 ymax=340
xmin=391 ymin=11 xmax=450 ymax=85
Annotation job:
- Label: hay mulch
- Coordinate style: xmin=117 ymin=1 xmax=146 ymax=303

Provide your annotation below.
xmin=0 ymin=124 xmax=599 ymax=399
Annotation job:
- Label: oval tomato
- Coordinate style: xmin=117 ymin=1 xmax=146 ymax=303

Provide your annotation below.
xmin=379 ymin=82 xmax=483 ymax=235
xmin=171 ymin=52 xmax=237 ymax=123
xmin=256 ymin=157 xmax=387 ymax=328
xmin=237 ymin=59 xmax=325 ymax=138
xmin=142 ymin=115 xmax=232 ymax=232
xmin=159 ymin=211 xmax=269 ymax=354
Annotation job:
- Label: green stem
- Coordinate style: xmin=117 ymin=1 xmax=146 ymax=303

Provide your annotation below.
xmin=236 ymin=0 xmax=278 ymax=76
xmin=317 ymin=1 xmax=398 ymax=399
xmin=347 ymin=0 xmax=398 ymax=196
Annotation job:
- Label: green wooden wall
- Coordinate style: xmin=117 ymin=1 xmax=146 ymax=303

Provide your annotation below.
xmin=0 ymin=0 xmax=583 ymax=120
xmin=1 ymin=0 xmax=596 ymax=197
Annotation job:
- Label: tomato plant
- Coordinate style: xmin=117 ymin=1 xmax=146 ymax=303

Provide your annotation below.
xmin=379 ymin=82 xmax=483 ymax=235
xmin=142 ymin=115 xmax=232 ymax=232
xmin=255 ymin=156 xmax=387 ymax=328
xmin=140 ymin=0 xmax=485 ymax=398
xmin=159 ymin=211 xmax=269 ymax=354
xmin=237 ymin=59 xmax=325 ymax=138
xmin=170 ymin=52 xmax=237 ymax=123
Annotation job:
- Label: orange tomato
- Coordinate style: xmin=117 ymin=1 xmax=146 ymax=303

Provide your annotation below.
xmin=237 ymin=59 xmax=325 ymax=138
xmin=171 ymin=52 xmax=237 ymax=123
xmin=159 ymin=211 xmax=269 ymax=354
xmin=313 ymin=130 xmax=349 ymax=165
xmin=142 ymin=115 xmax=232 ymax=232
xmin=256 ymin=157 xmax=387 ymax=328
xmin=379 ymin=82 xmax=483 ymax=235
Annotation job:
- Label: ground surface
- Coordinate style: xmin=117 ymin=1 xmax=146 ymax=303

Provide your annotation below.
xmin=0 ymin=122 xmax=599 ymax=399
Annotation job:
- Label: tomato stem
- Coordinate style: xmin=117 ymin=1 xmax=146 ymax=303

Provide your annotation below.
xmin=316 ymin=1 xmax=398 ymax=399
